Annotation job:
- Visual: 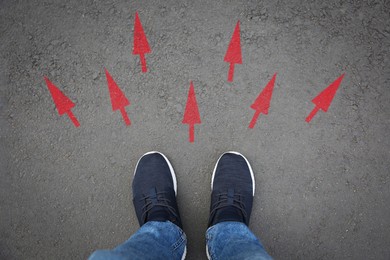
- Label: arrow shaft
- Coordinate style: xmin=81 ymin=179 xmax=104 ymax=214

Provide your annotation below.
xmin=306 ymin=106 xmax=320 ymax=123
xmin=140 ymin=54 xmax=147 ymax=73
xmin=120 ymin=107 xmax=131 ymax=126
xmin=228 ymin=63 xmax=235 ymax=82
xmin=249 ymin=110 xmax=261 ymax=129
xmin=189 ymin=124 xmax=194 ymax=143
xmin=66 ymin=110 xmax=80 ymax=128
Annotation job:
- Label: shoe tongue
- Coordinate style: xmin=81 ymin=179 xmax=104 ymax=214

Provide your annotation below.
xmin=147 ymin=207 xmax=171 ymax=222
xmin=213 ymin=189 xmax=245 ymax=224
xmin=214 ymin=205 xmax=244 ymax=223
xmin=145 ymin=188 xmax=169 ymax=221
xmin=145 ymin=188 xmax=177 ymax=224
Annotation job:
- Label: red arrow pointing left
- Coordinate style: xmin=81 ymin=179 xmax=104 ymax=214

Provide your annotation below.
xmin=133 ymin=11 xmax=151 ymax=73
xmin=182 ymin=81 xmax=201 ymax=143
xmin=249 ymin=73 xmax=277 ymax=129
xmin=104 ymin=68 xmax=131 ymax=126
xmin=44 ymin=76 xmax=80 ymax=127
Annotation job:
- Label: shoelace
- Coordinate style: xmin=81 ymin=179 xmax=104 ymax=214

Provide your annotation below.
xmin=139 ymin=190 xmax=178 ymax=223
xmin=210 ymin=189 xmax=248 ymax=221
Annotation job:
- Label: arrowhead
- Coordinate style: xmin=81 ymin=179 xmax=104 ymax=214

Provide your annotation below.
xmin=250 ymin=73 xmax=277 ymax=114
xmin=312 ymin=74 xmax=344 ymax=112
xmin=44 ymin=76 xmax=75 ymax=115
xmin=224 ymin=21 xmax=242 ymax=64
xmin=182 ymin=81 xmax=201 ymax=124
xmin=104 ymin=68 xmax=130 ymax=111
xmin=133 ymin=11 xmax=151 ymax=55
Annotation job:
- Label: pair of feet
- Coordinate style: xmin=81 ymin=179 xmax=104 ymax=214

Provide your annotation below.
xmin=132 ymin=151 xmax=255 ymax=229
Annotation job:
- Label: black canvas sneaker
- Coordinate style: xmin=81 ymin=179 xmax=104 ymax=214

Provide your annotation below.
xmin=208 ymin=151 xmax=255 ymax=227
xmin=132 ymin=151 xmax=183 ymax=229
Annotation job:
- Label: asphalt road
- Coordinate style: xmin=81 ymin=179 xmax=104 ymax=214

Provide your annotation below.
xmin=0 ymin=0 xmax=389 ymax=259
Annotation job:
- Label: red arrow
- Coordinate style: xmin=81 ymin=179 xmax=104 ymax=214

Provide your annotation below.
xmin=133 ymin=11 xmax=151 ymax=73
xmin=306 ymin=73 xmax=345 ymax=123
xmin=44 ymin=76 xmax=80 ymax=127
xmin=224 ymin=21 xmax=242 ymax=82
xmin=249 ymin=73 xmax=277 ymax=129
xmin=182 ymin=81 xmax=201 ymax=143
xmin=104 ymin=68 xmax=131 ymax=126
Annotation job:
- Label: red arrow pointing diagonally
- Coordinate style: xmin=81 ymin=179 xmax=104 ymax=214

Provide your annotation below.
xmin=44 ymin=76 xmax=80 ymax=127
xmin=306 ymin=73 xmax=345 ymax=123
xmin=224 ymin=21 xmax=242 ymax=82
xmin=133 ymin=11 xmax=151 ymax=73
xmin=182 ymin=82 xmax=201 ymax=143
xmin=104 ymin=68 xmax=131 ymax=126
xmin=249 ymin=73 xmax=277 ymax=129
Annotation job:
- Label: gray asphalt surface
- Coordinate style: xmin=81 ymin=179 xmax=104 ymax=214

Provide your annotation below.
xmin=1 ymin=0 xmax=389 ymax=259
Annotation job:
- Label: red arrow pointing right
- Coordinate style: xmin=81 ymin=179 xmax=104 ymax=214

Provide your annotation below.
xmin=224 ymin=21 xmax=242 ymax=82
xmin=249 ymin=73 xmax=277 ymax=129
xmin=306 ymin=73 xmax=345 ymax=123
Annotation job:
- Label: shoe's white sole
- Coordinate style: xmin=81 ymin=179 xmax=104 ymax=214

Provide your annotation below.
xmin=134 ymin=151 xmax=178 ymax=196
xmin=210 ymin=151 xmax=255 ymax=196
xmin=182 ymin=246 xmax=187 ymax=260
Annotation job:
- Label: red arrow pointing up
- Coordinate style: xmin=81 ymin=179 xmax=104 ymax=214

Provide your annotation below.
xmin=249 ymin=73 xmax=277 ymax=129
xmin=182 ymin=81 xmax=201 ymax=143
xmin=133 ymin=11 xmax=151 ymax=73
xmin=44 ymin=76 xmax=80 ymax=127
xmin=104 ymin=68 xmax=131 ymax=126
xmin=306 ymin=73 xmax=345 ymax=123
xmin=224 ymin=21 xmax=242 ymax=82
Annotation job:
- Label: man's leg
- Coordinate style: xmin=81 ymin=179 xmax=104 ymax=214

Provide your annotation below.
xmin=89 ymin=151 xmax=186 ymax=260
xmin=89 ymin=221 xmax=186 ymax=260
xmin=206 ymin=151 xmax=272 ymax=260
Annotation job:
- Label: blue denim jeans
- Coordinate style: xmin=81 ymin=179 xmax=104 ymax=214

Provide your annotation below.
xmin=89 ymin=221 xmax=272 ymax=260
xmin=206 ymin=222 xmax=272 ymax=260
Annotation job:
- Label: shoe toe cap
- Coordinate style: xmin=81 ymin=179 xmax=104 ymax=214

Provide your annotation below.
xmin=132 ymin=152 xmax=175 ymax=195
